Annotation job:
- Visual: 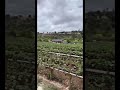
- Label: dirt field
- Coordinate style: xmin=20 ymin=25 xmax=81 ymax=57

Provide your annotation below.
xmin=37 ymin=75 xmax=68 ymax=90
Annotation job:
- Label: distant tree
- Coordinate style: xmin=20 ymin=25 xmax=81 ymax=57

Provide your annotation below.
xmin=67 ymin=39 xmax=71 ymax=43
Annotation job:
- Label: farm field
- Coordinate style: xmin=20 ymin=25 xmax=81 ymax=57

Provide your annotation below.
xmin=85 ymin=9 xmax=115 ymax=90
xmin=85 ymin=41 xmax=115 ymax=71
xmin=37 ymin=42 xmax=83 ymax=55
xmin=37 ymin=31 xmax=83 ymax=90
xmin=5 ymin=36 xmax=35 ymax=90
xmin=37 ymin=41 xmax=83 ymax=76
xmin=85 ymin=41 xmax=115 ymax=90
xmin=5 ymin=15 xmax=35 ymax=90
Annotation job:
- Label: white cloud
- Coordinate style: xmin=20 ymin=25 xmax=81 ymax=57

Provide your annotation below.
xmin=37 ymin=0 xmax=83 ymax=33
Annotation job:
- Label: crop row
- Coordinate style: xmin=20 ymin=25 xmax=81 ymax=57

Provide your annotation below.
xmin=6 ymin=59 xmax=35 ymax=90
xmin=37 ymin=42 xmax=83 ymax=56
xmin=5 ymin=37 xmax=35 ymax=90
xmin=38 ymin=51 xmax=83 ymax=76
xmin=85 ymin=72 xmax=115 ymax=90
xmin=85 ymin=41 xmax=115 ymax=71
xmin=85 ymin=41 xmax=115 ymax=89
xmin=6 ymin=50 xmax=35 ymax=62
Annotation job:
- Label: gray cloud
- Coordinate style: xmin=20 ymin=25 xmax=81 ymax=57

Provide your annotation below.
xmin=37 ymin=0 xmax=83 ymax=33
xmin=5 ymin=0 xmax=35 ymax=15
xmin=85 ymin=0 xmax=115 ymax=12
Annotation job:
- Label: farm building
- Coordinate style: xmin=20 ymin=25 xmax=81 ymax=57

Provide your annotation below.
xmin=52 ymin=39 xmax=64 ymax=43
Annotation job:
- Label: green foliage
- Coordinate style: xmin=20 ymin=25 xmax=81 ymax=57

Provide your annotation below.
xmin=37 ymin=42 xmax=83 ymax=55
xmin=37 ymin=41 xmax=83 ymax=76
xmin=66 ymin=39 xmax=71 ymax=43
xmin=5 ymin=15 xmax=35 ymax=90
xmin=85 ymin=10 xmax=115 ymax=90
xmin=37 ymin=29 xmax=83 ymax=76
xmin=85 ymin=10 xmax=115 ymax=42
xmin=85 ymin=38 xmax=115 ymax=89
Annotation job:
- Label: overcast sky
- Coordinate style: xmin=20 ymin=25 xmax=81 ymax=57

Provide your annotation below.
xmin=5 ymin=0 xmax=114 ymax=15
xmin=37 ymin=0 xmax=83 ymax=33
xmin=5 ymin=0 xmax=35 ymax=15
xmin=85 ymin=0 xmax=115 ymax=12
xmin=6 ymin=0 xmax=114 ymax=32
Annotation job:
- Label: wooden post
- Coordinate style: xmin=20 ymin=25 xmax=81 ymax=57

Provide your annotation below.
xmin=49 ymin=67 xmax=53 ymax=80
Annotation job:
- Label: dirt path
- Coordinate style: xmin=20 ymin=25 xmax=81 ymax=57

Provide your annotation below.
xmin=37 ymin=86 xmax=43 ymax=90
xmin=38 ymin=75 xmax=69 ymax=90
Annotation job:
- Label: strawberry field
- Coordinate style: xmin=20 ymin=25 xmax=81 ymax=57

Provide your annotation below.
xmin=85 ymin=41 xmax=115 ymax=90
xmin=37 ymin=41 xmax=83 ymax=76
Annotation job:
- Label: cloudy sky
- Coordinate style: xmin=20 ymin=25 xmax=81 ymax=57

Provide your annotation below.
xmin=5 ymin=0 xmax=114 ymax=32
xmin=5 ymin=0 xmax=35 ymax=15
xmin=85 ymin=0 xmax=115 ymax=12
xmin=37 ymin=0 xmax=83 ymax=33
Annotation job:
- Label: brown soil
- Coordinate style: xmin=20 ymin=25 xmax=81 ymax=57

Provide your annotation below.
xmin=38 ymin=75 xmax=69 ymax=90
